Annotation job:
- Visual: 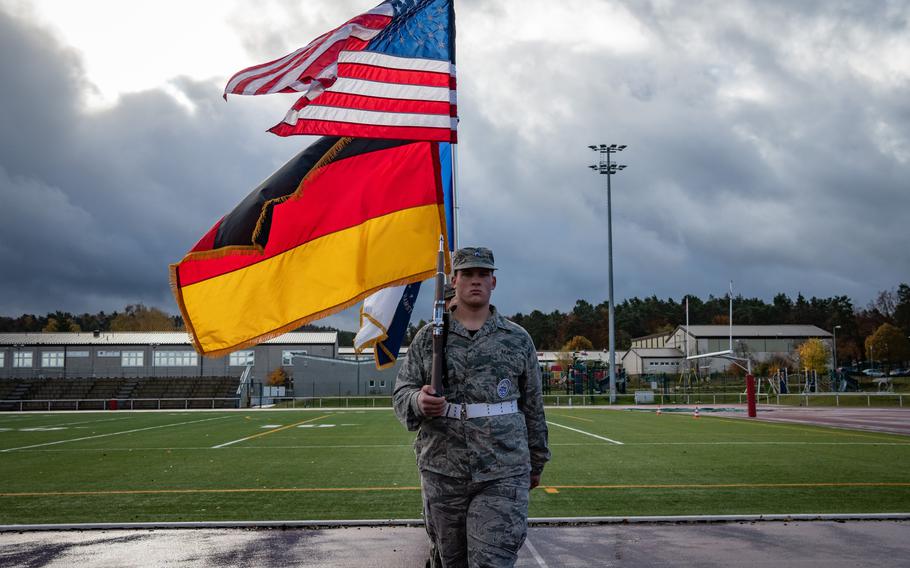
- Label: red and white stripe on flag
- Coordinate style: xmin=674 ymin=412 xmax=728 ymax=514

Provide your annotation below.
xmin=223 ymin=5 xmax=393 ymax=98
xmin=223 ymin=1 xmax=457 ymax=143
xmin=271 ymin=51 xmax=457 ymax=143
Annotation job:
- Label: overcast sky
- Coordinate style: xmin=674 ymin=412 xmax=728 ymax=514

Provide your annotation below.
xmin=1 ymin=0 xmax=908 ymax=331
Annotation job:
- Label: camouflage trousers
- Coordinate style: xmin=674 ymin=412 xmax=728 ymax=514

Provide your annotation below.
xmin=421 ymin=470 xmax=530 ymax=568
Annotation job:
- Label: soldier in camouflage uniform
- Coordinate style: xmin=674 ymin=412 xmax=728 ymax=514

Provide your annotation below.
xmin=394 ymin=247 xmax=551 ymax=568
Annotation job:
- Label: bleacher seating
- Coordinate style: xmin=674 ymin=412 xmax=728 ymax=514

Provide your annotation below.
xmin=0 ymin=380 xmax=19 ymax=400
xmin=0 ymin=376 xmax=240 ymax=410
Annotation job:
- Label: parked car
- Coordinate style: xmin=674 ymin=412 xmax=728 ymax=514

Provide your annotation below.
xmin=889 ymin=368 xmax=909 ymax=377
xmin=862 ymin=369 xmax=886 ymax=377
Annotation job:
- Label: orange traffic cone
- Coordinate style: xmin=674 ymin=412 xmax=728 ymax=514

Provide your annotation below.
xmin=693 ymin=406 xmax=700 ymax=419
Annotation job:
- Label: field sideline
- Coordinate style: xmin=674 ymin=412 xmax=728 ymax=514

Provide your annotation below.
xmin=0 ymin=408 xmax=908 ymax=525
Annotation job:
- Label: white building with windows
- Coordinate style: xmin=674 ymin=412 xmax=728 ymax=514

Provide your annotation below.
xmin=0 ymin=331 xmax=337 ymax=380
xmin=622 ymin=325 xmax=833 ymax=377
xmin=0 ymin=331 xmax=412 ymax=397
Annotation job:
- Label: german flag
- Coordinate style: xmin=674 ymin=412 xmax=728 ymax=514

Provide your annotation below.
xmin=170 ymin=137 xmax=449 ymax=357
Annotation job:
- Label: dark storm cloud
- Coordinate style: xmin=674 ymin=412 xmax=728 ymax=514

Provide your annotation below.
xmin=0 ymin=8 xmax=304 ymax=316
xmin=2 ymin=0 xmax=909 ymax=330
xmin=448 ymin=0 xmax=910 ymax=315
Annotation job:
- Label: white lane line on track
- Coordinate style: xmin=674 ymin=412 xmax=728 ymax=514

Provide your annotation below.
xmin=525 ymin=538 xmax=549 ymax=568
xmin=546 ymin=421 xmax=623 ymax=445
xmin=612 ymin=441 xmax=910 ymax=446
xmin=0 ymin=416 xmax=232 ymax=453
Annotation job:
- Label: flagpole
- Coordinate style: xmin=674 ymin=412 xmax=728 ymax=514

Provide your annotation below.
xmin=451 ymin=143 xmax=459 ymax=249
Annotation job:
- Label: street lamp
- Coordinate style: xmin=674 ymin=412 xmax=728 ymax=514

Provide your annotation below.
xmin=832 ymin=325 xmax=841 ymax=372
xmin=588 ymin=143 xmax=627 ymax=403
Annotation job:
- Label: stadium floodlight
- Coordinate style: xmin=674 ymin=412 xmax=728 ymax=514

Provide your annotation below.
xmin=587 ymin=143 xmax=628 ymax=404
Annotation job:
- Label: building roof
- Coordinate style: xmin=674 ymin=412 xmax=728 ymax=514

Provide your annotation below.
xmin=632 ymin=331 xmax=672 ymax=340
xmin=0 ymin=331 xmax=337 ymax=346
xmin=622 ymin=348 xmax=684 ymax=361
xmin=676 ymin=325 xmax=831 ymax=338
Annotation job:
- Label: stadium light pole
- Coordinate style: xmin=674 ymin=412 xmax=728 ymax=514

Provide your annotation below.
xmin=588 ymin=143 xmax=627 ymax=403
xmin=832 ymin=325 xmax=841 ymax=372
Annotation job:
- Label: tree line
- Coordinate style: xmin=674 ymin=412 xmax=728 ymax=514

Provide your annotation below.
xmin=506 ymin=284 xmax=910 ymax=365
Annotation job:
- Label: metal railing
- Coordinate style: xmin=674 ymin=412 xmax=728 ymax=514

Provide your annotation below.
xmin=272 ymin=396 xmax=394 ymax=409
xmin=541 ymin=392 xmax=906 ymax=407
xmin=1 ymin=392 xmax=906 ymax=411
xmin=0 ymin=397 xmax=239 ymax=411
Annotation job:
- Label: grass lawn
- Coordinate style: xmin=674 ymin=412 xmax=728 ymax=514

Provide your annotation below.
xmin=0 ymin=408 xmax=908 ymax=524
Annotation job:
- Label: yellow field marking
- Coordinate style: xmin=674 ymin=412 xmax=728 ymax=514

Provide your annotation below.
xmin=4 ymin=481 xmax=908 ymax=499
xmin=0 ymin=486 xmax=422 ymax=498
xmin=548 ymin=414 xmax=594 ymax=423
xmin=211 ymin=415 xmax=330 ymax=449
xmin=544 ymin=482 xmax=910 ymax=490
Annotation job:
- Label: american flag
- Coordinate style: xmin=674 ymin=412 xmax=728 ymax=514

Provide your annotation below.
xmin=225 ymin=0 xmax=457 ymax=143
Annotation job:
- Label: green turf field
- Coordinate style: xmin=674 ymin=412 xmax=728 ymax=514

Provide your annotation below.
xmin=1 ymin=408 xmax=908 ymax=524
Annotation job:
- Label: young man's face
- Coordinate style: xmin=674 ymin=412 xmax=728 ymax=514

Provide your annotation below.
xmin=452 ymin=268 xmax=496 ymax=309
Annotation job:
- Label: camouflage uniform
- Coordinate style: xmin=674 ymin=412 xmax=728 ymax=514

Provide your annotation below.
xmin=394 ymin=304 xmax=550 ymax=567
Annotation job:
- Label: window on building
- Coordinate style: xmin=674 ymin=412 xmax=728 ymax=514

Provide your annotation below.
xmin=153 ymin=351 xmax=198 ymax=367
xmin=13 ymin=351 xmax=33 ymax=368
xmin=282 ymin=350 xmax=308 ymax=365
xmin=121 ymin=351 xmax=144 ymax=367
xmin=380 ymin=380 xmax=386 ymax=388
xmin=41 ymin=351 xmax=65 ymax=368
xmin=229 ymin=350 xmax=255 ymax=366
xmin=0 ymin=352 xmax=5 ymax=367
xmin=369 ymin=380 xmax=375 ymax=388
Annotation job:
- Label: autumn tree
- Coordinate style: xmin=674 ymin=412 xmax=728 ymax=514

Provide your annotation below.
xmin=110 ymin=304 xmax=178 ymax=331
xmin=865 ymin=323 xmax=910 ymax=366
xmin=796 ymin=338 xmax=830 ymax=374
xmin=43 ymin=317 xmax=81 ymax=332
xmin=562 ymin=335 xmax=594 ymax=353
xmin=267 ymin=367 xmax=289 ymax=387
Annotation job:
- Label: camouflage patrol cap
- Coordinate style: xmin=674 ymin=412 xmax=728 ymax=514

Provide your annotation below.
xmin=452 ymin=247 xmax=496 ymax=271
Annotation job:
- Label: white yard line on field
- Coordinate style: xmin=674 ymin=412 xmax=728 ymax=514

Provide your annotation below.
xmin=211 ymin=415 xmax=329 ymax=449
xmin=0 ymin=416 xmax=232 ymax=453
xmin=546 ymin=421 xmax=623 ymax=445
xmin=35 ymin=417 xmax=136 ymax=429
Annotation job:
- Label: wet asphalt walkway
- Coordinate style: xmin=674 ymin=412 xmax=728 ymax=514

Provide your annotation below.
xmin=2 ymin=520 xmax=908 ymax=567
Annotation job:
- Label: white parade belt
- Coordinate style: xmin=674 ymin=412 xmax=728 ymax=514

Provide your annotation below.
xmin=441 ymin=400 xmax=519 ymax=419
